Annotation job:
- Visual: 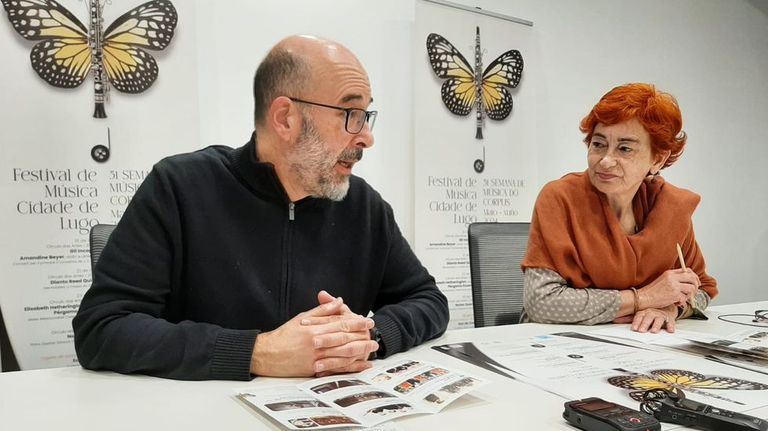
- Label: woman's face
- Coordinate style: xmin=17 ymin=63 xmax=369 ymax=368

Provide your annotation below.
xmin=587 ymin=118 xmax=666 ymax=201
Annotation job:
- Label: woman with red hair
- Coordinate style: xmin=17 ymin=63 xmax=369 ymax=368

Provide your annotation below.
xmin=521 ymin=83 xmax=717 ymax=333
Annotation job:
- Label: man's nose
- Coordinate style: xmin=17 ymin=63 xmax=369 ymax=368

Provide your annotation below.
xmin=354 ymin=124 xmax=374 ymax=149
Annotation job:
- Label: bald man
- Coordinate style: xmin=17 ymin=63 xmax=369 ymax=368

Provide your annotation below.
xmin=72 ymin=36 xmax=449 ymax=381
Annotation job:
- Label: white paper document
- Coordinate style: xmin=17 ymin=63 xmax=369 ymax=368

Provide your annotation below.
xmin=680 ymin=329 xmax=768 ymax=359
xmin=474 ymin=332 xmax=768 ymax=414
xmin=235 ymin=359 xmax=486 ymax=429
xmin=591 ymin=326 xmax=768 ymax=355
xmin=591 ymin=326 xmax=768 ymax=376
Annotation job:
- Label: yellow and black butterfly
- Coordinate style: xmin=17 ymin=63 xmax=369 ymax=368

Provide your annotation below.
xmin=2 ymin=0 xmax=177 ymax=118
xmin=608 ymin=368 xmax=768 ymax=405
xmin=426 ymin=26 xmax=523 ymax=140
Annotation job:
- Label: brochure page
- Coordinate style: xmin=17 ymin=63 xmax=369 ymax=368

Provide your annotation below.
xmin=235 ymin=359 xmax=486 ymax=430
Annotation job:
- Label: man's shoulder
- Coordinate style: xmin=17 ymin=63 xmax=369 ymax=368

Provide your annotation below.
xmin=344 ymin=176 xmax=396 ymax=220
xmin=149 ymin=145 xmax=238 ymax=186
xmin=348 ymin=175 xmax=387 ymax=205
xmin=155 ymin=145 xmax=234 ymax=172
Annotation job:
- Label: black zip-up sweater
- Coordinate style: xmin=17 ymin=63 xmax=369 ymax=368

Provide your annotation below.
xmin=73 ymin=136 xmax=449 ymax=380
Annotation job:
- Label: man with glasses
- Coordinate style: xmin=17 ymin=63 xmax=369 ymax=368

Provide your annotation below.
xmin=73 ymin=35 xmax=449 ymax=380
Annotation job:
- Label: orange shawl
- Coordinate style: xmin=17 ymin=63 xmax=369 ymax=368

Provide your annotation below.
xmin=521 ymin=172 xmax=718 ymax=298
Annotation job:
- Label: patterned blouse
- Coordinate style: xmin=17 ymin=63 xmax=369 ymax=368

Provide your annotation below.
xmin=520 ymin=267 xmax=710 ymax=324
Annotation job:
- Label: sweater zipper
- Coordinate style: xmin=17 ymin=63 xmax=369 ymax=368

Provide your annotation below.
xmin=281 ymin=202 xmax=295 ymax=322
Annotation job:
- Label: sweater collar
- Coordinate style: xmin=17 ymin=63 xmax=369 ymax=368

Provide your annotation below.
xmin=228 ymin=132 xmax=290 ymax=202
xmin=228 ymin=133 xmax=330 ymax=208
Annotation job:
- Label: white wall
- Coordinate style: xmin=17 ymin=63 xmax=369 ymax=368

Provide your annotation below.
xmin=445 ymin=0 xmax=768 ymax=305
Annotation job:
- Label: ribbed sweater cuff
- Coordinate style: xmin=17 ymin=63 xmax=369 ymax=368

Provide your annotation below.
xmin=373 ymin=315 xmax=401 ymax=358
xmin=210 ymin=329 xmax=260 ymax=380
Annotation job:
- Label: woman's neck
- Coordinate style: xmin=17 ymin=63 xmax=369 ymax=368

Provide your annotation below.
xmin=606 ymin=194 xmax=637 ymax=235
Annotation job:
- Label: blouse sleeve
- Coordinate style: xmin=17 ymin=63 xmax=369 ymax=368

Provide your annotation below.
xmin=523 ymin=268 xmax=713 ymax=324
xmin=523 ymin=267 xmax=620 ymax=325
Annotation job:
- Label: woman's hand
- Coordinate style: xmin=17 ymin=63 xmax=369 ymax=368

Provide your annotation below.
xmin=614 ymin=305 xmax=678 ymax=333
xmin=639 ymin=269 xmax=700 ymax=309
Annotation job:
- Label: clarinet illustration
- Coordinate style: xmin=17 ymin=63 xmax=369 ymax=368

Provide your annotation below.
xmin=474 ymin=26 xmax=484 ymax=140
xmin=89 ymin=0 xmax=108 ymax=118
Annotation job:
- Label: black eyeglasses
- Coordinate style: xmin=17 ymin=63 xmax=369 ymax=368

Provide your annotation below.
xmin=288 ymin=97 xmax=377 ymax=134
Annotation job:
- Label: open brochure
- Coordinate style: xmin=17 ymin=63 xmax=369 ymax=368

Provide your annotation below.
xmin=591 ymin=326 xmax=768 ymax=360
xmin=680 ymin=329 xmax=768 ymax=359
xmin=235 ymin=359 xmax=486 ymax=429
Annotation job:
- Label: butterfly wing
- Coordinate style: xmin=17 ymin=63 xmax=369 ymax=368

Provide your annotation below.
xmin=608 ymin=374 xmax=673 ymax=392
xmin=426 ymin=33 xmax=476 ymax=116
xmin=650 ymin=369 xmax=768 ymax=391
xmin=101 ymin=46 xmax=159 ymax=94
xmin=481 ymin=50 xmax=523 ymax=120
xmin=102 ymin=0 xmax=178 ymax=93
xmin=608 ymin=373 xmax=677 ymax=402
xmin=2 ymin=0 xmax=87 ymax=40
xmin=103 ymin=0 xmax=177 ymax=50
xmin=2 ymin=0 xmax=91 ymax=87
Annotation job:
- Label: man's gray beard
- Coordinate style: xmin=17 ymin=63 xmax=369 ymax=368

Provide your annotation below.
xmin=288 ymin=115 xmax=354 ymax=202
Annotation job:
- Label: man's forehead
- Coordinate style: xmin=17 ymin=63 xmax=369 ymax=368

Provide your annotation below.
xmin=340 ymin=93 xmax=374 ymax=105
xmin=285 ymin=36 xmax=372 ymax=104
xmin=313 ymin=65 xmax=373 ymax=105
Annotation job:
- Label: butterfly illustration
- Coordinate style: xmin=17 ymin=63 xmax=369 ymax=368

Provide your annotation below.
xmin=2 ymin=0 xmax=177 ymax=118
xmin=608 ymin=368 xmax=768 ymax=405
xmin=426 ymin=26 xmax=523 ymax=141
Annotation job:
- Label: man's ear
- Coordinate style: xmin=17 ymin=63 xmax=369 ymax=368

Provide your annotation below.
xmin=652 ymin=150 xmax=671 ymax=174
xmin=268 ymin=96 xmax=299 ymax=141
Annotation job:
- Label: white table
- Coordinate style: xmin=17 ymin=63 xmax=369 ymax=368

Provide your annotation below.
xmin=1 ymin=301 xmax=766 ymax=430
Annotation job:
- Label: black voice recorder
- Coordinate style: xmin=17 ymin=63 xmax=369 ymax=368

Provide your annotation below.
xmin=640 ymin=389 xmax=768 ymax=431
xmin=564 ymin=397 xmax=661 ymax=431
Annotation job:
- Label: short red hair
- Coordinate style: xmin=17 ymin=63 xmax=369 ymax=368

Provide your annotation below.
xmin=579 ymin=83 xmax=686 ymax=169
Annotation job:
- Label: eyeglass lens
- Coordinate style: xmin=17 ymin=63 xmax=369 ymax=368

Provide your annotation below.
xmin=347 ymin=109 xmax=376 ymax=134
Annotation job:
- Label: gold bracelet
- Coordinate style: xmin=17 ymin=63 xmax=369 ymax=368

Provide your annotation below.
xmin=630 ymin=287 xmax=640 ymax=314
